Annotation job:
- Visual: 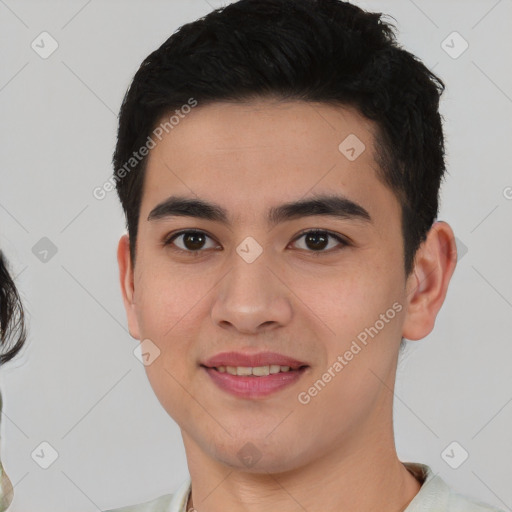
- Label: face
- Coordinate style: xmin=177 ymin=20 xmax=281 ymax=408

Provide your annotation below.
xmin=118 ymin=99 xmax=429 ymax=473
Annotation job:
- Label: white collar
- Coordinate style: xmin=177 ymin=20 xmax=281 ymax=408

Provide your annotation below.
xmin=166 ymin=476 xmax=191 ymax=512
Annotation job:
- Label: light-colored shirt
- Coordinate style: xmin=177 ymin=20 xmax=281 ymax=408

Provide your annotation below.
xmin=104 ymin=462 xmax=505 ymax=512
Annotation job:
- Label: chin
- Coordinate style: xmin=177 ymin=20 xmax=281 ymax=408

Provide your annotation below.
xmin=210 ymin=440 xmax=308 ymax=475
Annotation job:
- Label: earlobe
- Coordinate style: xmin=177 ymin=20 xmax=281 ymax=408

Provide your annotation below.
xmin=117 ymin=234 xmax=141 ymax=340
xmin=402 ymin=221 xmax=458 ymax=341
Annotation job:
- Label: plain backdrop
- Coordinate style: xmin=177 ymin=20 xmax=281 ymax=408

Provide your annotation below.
xmin=0 ymin=1 xmax=511 ymax=511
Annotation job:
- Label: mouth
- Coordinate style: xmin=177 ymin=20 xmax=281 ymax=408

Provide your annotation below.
xmin=201 ymin=350 xmax=309 ymax=371
xmin=200 ymin=351 xmax=310 ymax=398
xmin=200 ymin=364 xmax=309 ymax=376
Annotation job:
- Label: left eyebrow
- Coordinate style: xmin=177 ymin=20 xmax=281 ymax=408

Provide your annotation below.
xmin=147 ymin=193 xmax=372 ymax=226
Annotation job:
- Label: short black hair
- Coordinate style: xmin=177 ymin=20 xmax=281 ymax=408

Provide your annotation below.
xmin=113 ymin=0 xmax=446 ymax=277
xmin=0 ymin=251 xmax=26 ymax=365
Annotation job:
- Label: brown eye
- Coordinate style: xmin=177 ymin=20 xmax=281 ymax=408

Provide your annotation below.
xmin=291 ymin=230 xmax=348 ymax=253
xmin=165 ymin=230 xmax=219 ymax=253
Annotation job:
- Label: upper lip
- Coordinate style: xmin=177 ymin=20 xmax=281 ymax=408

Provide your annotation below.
xmin=202 ymin=351 xmax=309 ymax=370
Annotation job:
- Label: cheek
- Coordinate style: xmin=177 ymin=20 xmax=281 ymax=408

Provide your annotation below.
xmin=309 ymin=266 xmax=388 ymax=323
xmin=140 ymin=311 xmax=199 ymax=419
xmin=133 ymin=267 xmax=204 ymax=371
xmin=133 ymin=265 xmax=203 ymax=338
xmin=312 ymin=261 xmax=405 ymax=367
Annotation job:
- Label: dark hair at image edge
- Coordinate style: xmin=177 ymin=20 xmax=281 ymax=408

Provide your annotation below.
xmin=0 ymin=252 xmax=26 ymax=365
xmin=113 ymin=0 xmax=447 ymax=279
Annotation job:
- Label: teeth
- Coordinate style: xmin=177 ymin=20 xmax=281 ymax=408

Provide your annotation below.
xmin=216 ymin=365 xmax=294 ymax=376
xmin=253 ymin=366 xmax=269 ymax=376
xmin=269 ymin=364 xmax=281 ymax=374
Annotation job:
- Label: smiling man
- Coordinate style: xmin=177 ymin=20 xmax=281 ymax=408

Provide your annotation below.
xmin=106 ymin=1 xmax=502 ymax=511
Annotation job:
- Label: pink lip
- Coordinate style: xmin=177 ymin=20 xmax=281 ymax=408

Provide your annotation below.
xmin=203 ymin=366 xmax=308 ymax=399
xmin=201 ymin=351 xmax=309 ymax=399
xmin=202 ymin=351 xmax=308 ymax=369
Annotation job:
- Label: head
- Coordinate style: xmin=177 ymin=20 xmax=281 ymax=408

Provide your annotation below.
xmin=115 ymin=0 xmax=457 ymax=473
xmin=0 ymin=251 xmax=26 ymax=366
xmin=0 ymin=251 xmax=26 ymax=510
xmin=114 ymin=0 xmax=447 ymax=278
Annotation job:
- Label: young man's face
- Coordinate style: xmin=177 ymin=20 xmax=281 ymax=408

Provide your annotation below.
xmin=118 ymin=99 xmax=443 ymax=472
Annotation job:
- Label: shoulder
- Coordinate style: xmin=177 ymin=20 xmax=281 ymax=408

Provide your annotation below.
xmin=403 ymin=462 xmax=505 ymax=512
xmin=103 ymin=493 xmax=173 ymax=512
xmin=447 ymin=490 xmax=505 ymax=512
xmin=103 ymin=475 xmax=191 ymax=512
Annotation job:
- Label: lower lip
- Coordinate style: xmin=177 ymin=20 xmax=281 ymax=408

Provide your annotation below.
xmin=202 ymin=366 xmax=308 ymax=398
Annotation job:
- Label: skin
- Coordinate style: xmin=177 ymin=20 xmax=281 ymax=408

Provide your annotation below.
xmin=118 ymin=99 xmax=457 ymax=512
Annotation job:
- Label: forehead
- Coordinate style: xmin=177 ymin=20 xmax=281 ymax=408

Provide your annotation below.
xmin=141 ymin=99 xmax=399 ymax=227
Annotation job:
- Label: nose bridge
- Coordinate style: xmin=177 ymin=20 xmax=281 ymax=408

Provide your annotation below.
xmin=210 ymin=240 xmax=292 ymax=333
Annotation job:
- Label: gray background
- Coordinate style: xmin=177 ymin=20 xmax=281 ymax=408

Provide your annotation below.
xmin=0 ymin=0 xmax=511 ymax=511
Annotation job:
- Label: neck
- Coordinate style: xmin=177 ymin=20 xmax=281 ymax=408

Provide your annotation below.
xmin=182 ymin=418 xmax=421 ymax=512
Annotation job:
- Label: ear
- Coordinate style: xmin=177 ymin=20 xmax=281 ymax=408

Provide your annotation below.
xmin=117 ymin=234 xmax=141 ymax=340
xmin=402 ymin=221 xmax=458 ymax=341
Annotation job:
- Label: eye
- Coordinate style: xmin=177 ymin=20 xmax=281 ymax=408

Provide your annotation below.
xmin=289 ymin=229 xmax=348 ymax=253
xmin=164 ymin=230 xmax=220 ymax=254
xmin=163 ymin=228 xmax=349 ymax=256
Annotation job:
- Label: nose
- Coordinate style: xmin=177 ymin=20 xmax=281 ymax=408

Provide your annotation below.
xmin=210 ymin=248 xmax=293 ymax=335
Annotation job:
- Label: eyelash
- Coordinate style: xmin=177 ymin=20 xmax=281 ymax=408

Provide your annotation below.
xmin=162 ymin=229 xmax=350 ymax=257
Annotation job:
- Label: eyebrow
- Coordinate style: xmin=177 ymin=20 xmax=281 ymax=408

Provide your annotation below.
xmin=147 ymin=193 xmax=372 ymax=227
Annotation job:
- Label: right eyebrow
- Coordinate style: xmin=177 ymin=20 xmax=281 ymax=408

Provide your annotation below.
xmin=147 ymin=193 xmax=372 ymax=227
